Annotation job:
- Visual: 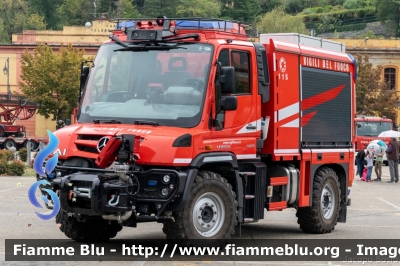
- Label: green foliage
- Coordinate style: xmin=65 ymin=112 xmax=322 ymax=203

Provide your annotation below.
xmin=57 ymin=0 xmax=94 ymax=27
xmin=19 ymin=44 xmax=85 ymax=121
xmin=6 ymin=160 xmax=26 ymax=176
xmin=286 ymin=0 xmax=303 ymax=14
xmin=28 ymin=0 xmax=63 ymax=30
xmin=259 ymin=0 xmax=283 ymax=13
xmin=300 ymin=6 xmax=376 ymax=22
xmin=141 ymin=0 xmax=177 ymax=18
xmin=375 ymin=0 xmax=400 ymax=37
xmin=256 ymin=6 xmax=309 ymax=34
xmin=176 ymin=0 xmax=221 ymax=18
xmin=334 ymin=22 xmax=366 ymax=31
xmin=360 ymin=29 xmax=376 ymax=38
xmin=0 ymin=0 xmax=47 ymax=43
xmin=0 ymin=159 xmax=7 ymax=174
xmin=19 ymin=148 xmax=27 ymax=162
xmin=221 ymin=0 xmax=260 ymax=22
xmin=120 ymin=0 xmax=141 ymax=18
xmin=343 ymin=0 xmax=363 ymax=9
xmin=0 ymin=150 xmax=14 ymax=161
xmin=355 ymin=55 xmax=398 ymax=120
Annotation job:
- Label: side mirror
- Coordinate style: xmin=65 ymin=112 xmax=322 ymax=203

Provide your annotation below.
xmin=395 ymin=123 xmax=399 ymax=129
xmin=80 ymin=66 xmax=90 ymax=87
xmin=220 ymin=96 xmax=237 ymax=111
xmin=219 ymin=66 xmax=235 ymax=93
xmin=79 ymin=65 xmax=90 ymax=103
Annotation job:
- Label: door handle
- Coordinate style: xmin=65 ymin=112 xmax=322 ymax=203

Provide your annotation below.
xmin=246 ymin=125 xmax=256 ymax=130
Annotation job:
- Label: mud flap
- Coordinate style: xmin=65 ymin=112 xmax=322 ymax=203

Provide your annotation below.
xmin=337 ymin=202 xmax=347 ymax=223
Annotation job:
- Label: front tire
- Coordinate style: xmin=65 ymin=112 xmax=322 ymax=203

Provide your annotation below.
xmin=296 ymin=167 xmax=340 ymax=234
xmin=56 ymin=211 xmax=122 ymax=241
xmin=163 ymin=171 xmax=237 ymax=245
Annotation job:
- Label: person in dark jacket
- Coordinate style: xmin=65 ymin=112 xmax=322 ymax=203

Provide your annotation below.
xmin=355 ymin=149 xmax=366 ymax=178
xmin=386 ymin=137 xmax=400 ymax=183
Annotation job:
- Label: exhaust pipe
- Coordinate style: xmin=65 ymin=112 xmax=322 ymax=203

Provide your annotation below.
xmin=102 ymin=211 xmax=132 ymax=223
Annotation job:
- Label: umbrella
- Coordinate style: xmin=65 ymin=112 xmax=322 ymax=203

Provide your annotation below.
xmin=367 ymin=140 xmax=386 ymax=154
xmin=378 ymin=130 xmax=400 ymax=138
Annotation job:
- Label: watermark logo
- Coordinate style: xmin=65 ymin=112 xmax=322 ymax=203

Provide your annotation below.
xmin=28 ymin=130 xmax=61 ymax=220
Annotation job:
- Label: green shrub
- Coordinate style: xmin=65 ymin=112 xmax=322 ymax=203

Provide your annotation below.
xmin=0 ymin=150 xmax=6 ymax=161
xmin=19 ymin=148 xmax=27 ymax=162
xmin=6 ymin=160 xmax=25 ymax=176
xmin=0 ymin=159 xmax=8 ymax=174
xmin=3 ymin=150 xmax=13 ymax=161
xmin=334 ymin=22 xmax=367 ymax=32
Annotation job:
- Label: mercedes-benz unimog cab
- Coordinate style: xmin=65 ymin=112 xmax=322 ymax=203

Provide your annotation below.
xmin=38 ymin=17 xmax=356 ymax=245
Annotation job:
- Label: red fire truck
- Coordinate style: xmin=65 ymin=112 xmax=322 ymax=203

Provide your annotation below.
xmin=355 ymin=115 xmax=398 ymax=165
xmin=41 ymin=17 xmax=356 ymax=244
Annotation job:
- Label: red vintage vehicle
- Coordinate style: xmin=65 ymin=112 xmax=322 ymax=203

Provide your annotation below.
xmin=41 ymin=17 xmax=356 ymax=244
xmin=0 ymin=94 xmax=47 ymax=150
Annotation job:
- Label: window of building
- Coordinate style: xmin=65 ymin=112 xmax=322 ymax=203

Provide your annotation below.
xmin=384 ymin=67 xmax=396 ymax=90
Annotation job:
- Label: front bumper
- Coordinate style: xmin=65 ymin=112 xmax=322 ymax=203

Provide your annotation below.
xmin=53 ymin=169 xmax=187 ymax=216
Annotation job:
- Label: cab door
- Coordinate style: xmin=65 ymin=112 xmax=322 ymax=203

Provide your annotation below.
xmin=205 ymin=45 xmax=260 ymax=158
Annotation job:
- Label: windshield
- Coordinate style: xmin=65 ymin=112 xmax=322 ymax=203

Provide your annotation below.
xmin=78 ymin=42 xmax=214 ymax=127
xmin=356 ymin=122 xmax=392 ymax=136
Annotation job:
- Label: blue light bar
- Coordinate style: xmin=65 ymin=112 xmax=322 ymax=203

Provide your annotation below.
xmin=115 ymin=21 xmax=135 ymax=30
xmin=176 ymin=20 xmax=234 ymax=30
xmin=148 ymin=180 xmax=157 ymax=187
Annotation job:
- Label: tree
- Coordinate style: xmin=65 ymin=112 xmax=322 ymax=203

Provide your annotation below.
xmin=19 ymin=44 xmax=85 ymax=121
xmin=141 ymin=0 xmax=177 ymax=18
xmin=221 ymin=0 xmax=260 ymax=22
xmin=256 ymin=6 xmax=309 ymax=34
xmin=259 ymin=0 xmax=283 ymax=13
xmin=0 ymin=0 xmax=47 ymax=43
xmin=375 ymin=0 xmax=400 ymax=37
xmin=28 ymin=0 xmax=63 ymax=29
xmin=176 ymin=0 xmax=221 ymax=17
xmin=116 ymin=0 xmax=141 ymax=17
xmin=355 ymin=55 xmax=398 ymax=120
xmin=57 ymin=0 xmax=94 ymax=27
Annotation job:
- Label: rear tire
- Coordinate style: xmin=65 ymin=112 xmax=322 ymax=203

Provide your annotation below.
xmin=162 ymin=171 xmax=237 ymax=246
xmin=296 ymin=167 xmax=340 ymax=234
xmin=3 ymin=139 xmax=17 ymax=150
xmin=24 ymin=140 xmax=38 ymax=151
xmin=56 ymin=211 xmax=122 ymax=241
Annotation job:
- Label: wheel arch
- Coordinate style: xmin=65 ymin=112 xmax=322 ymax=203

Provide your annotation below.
xmin=309 ymin=163 xmax=348 ymax=207
xmin=170 ymin=152 xmax=241 ymax=213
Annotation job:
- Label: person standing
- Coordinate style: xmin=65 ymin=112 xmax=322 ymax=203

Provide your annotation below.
xmin=386 ymin=137 xmax=400 ymax=183
xmin=374 ymin=147 xmax=383 ymax=181
xmin=355 ymin=149 xmax=366 ymax=178
xmin=365 ymin=150 xmax=374 ymax=182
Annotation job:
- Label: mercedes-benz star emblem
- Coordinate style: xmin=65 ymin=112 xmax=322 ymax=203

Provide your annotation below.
xmin=97 ymin=137 xmax=110 ymax=152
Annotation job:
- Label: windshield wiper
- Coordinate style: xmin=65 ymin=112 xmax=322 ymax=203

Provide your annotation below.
xmin=133 ymin=120 xmax=160 ymax=126
xmin=93 ymin=119 xmax=121 ymax=124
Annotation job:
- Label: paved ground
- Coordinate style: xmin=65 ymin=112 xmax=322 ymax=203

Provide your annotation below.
xmin=1 ymin=165 xmax=400 ymax=265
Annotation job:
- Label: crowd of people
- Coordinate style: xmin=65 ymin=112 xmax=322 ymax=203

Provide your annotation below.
xmin=355 ymin=137 xmax=400 ymax=183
